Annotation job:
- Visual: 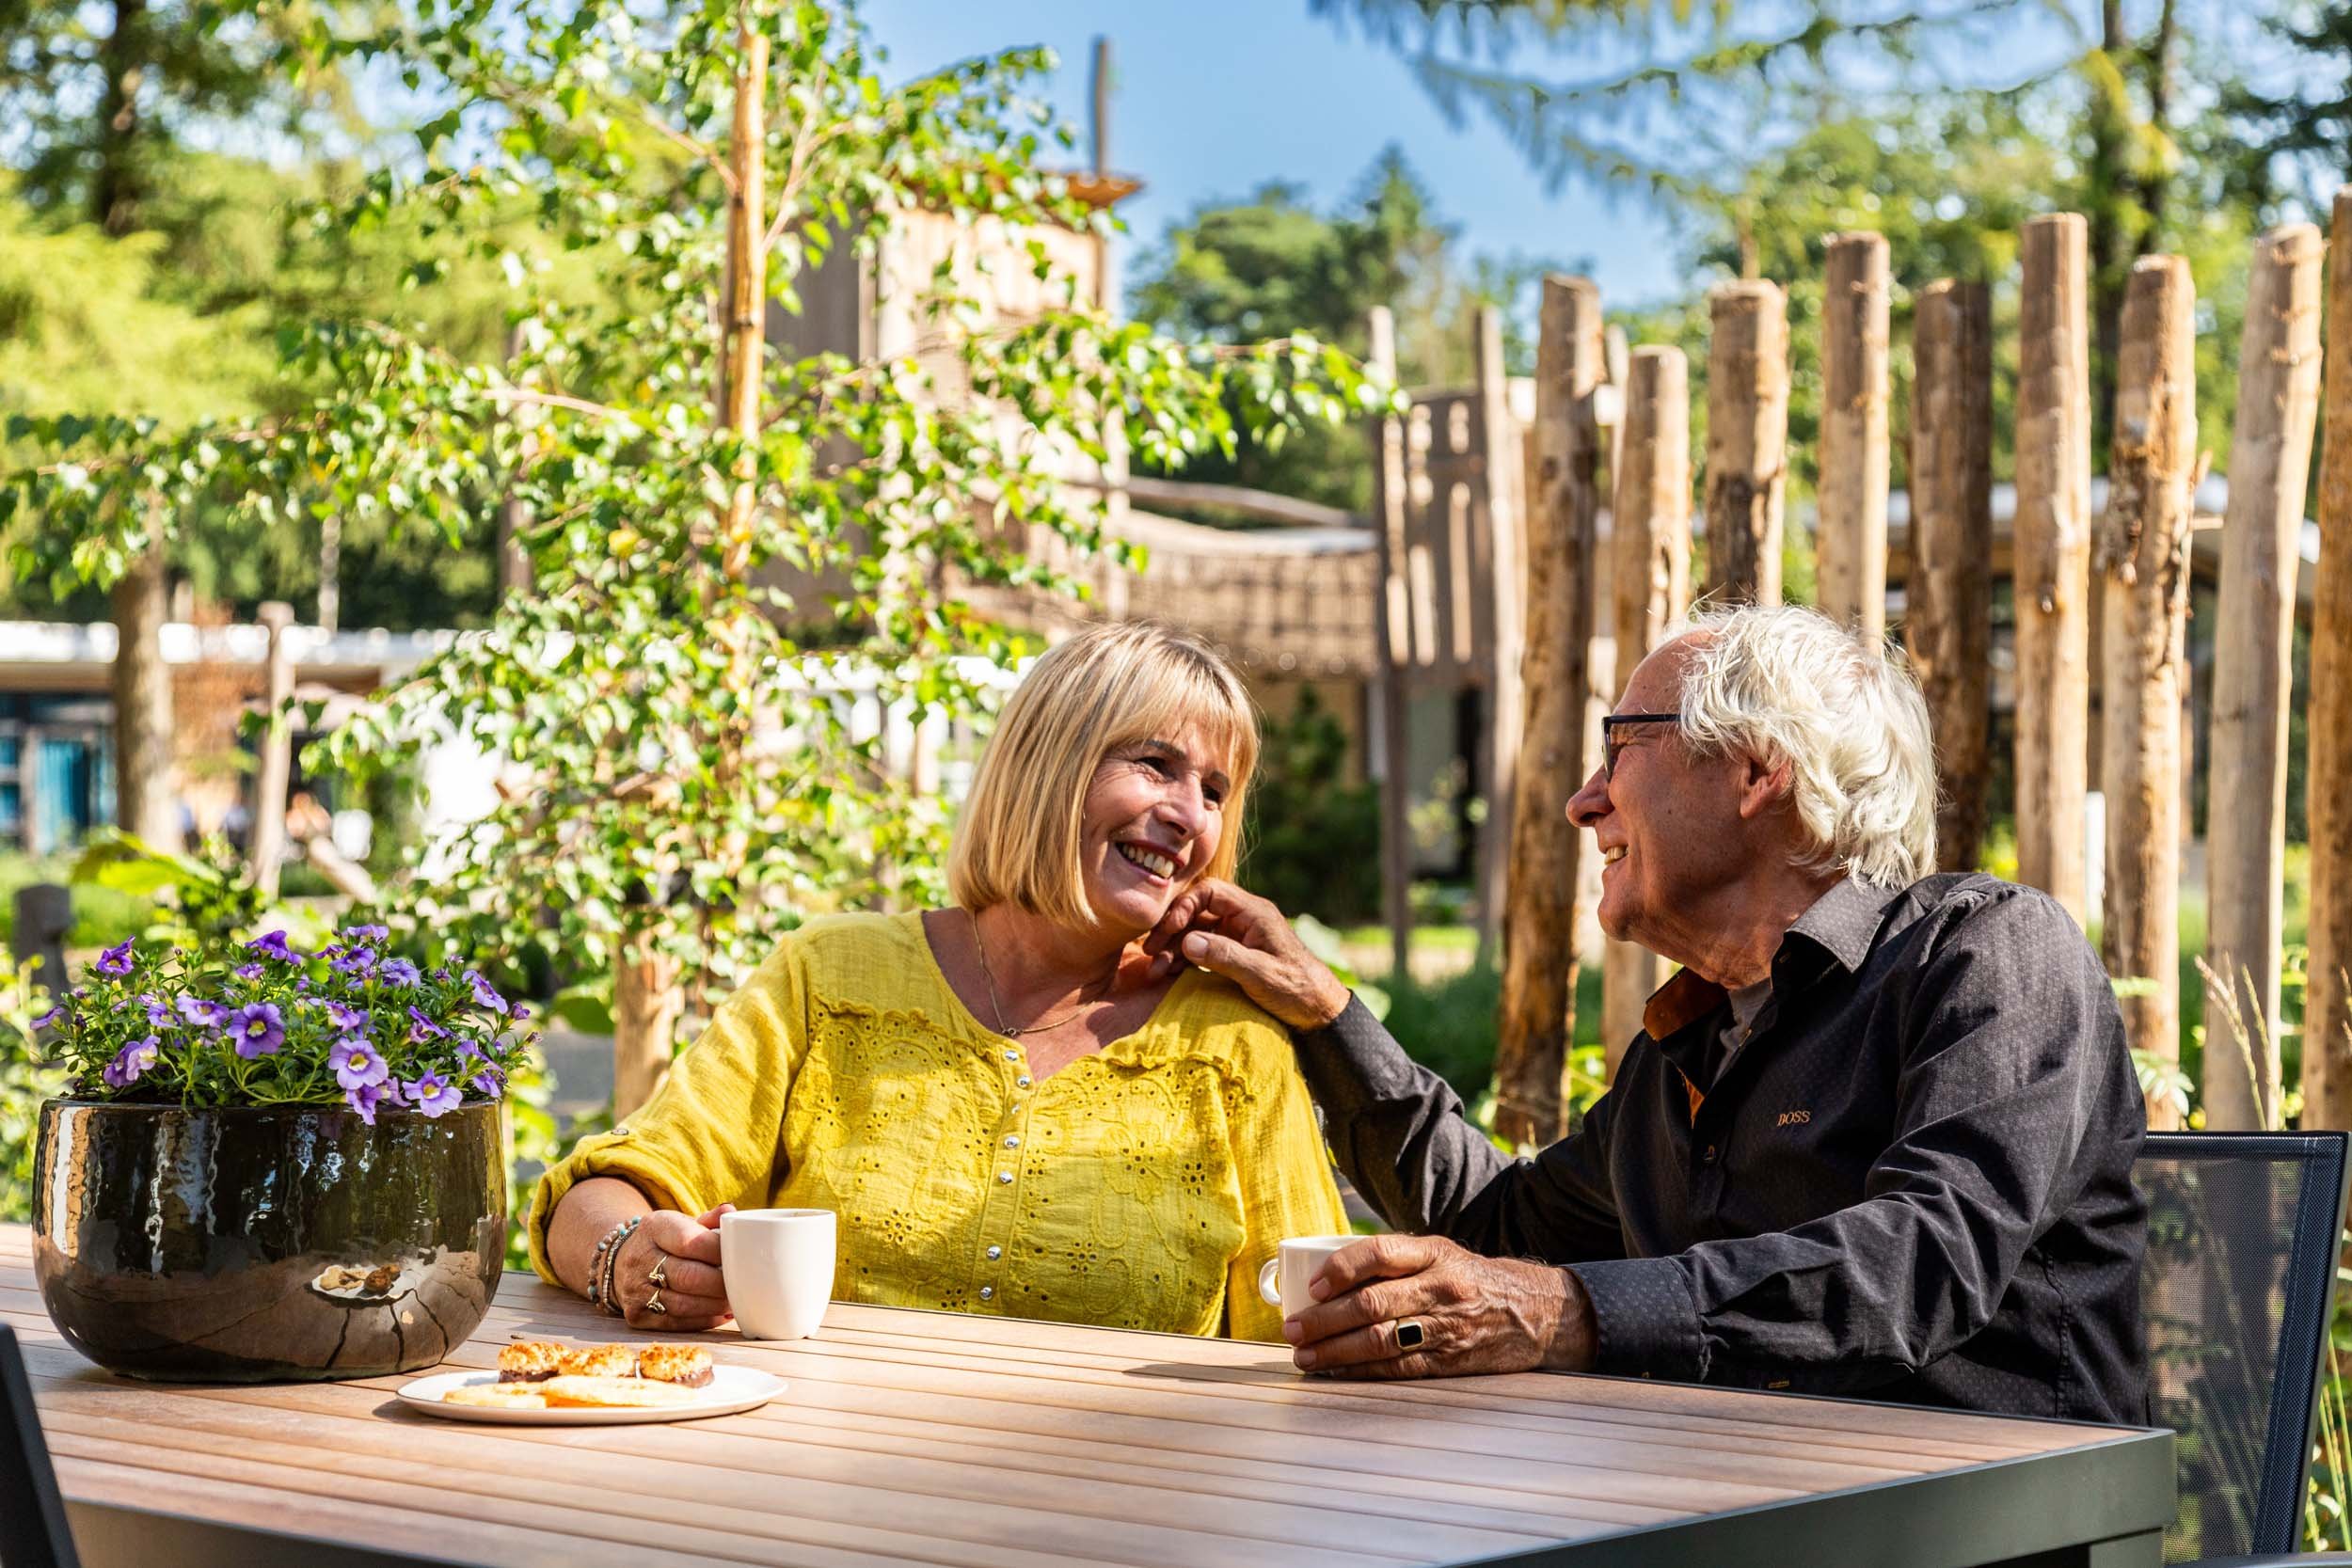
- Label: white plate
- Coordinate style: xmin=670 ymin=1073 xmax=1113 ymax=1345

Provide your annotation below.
xmin=395 ymin=1365 xmax=785 ymax=1425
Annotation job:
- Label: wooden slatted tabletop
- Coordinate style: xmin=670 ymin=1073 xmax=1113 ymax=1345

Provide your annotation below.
xmin=0 ymin=1226 xmax=2172 ymax=1568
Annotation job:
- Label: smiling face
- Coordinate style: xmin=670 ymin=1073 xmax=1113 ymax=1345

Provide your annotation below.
xmin=1566 ymin=638 xmax=1754 ymax=965
xmin=1076 ymin=724 xmax=1232 ymax=934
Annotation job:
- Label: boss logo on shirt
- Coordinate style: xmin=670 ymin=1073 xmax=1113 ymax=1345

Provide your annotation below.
xmin=1776 ymin=1109 xmax=1812 ymax=1127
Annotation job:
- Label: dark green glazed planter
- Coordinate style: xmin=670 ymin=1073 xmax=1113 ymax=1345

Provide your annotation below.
xmin=31 ymin=1099 xmax=505 ymax=1383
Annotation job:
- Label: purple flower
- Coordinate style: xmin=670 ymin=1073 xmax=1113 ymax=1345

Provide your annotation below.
xmin=406 ymin=1006 xmax=447 ymax=1043
xmin=512 ymin=1004 xmax=532 ymax=1022
xmin=176 ymin=996 xmax=229 ymax=1028
xmin=30 ymin=1006 xmax=60 ymax=1029
xmin=230 ymin=1002 xmax=285 ymax=1059
xmin=379 ymin=958 xmax=421 ymax=988
xmin=465 ymin=971 xmax=510 ymax=1016
xmin=330 ymin=1036 xmax=389 ymax=1090
xmin=325 ymin=1001 xmax=367 ymax=1033
xmin=341 ymin=924 xmax=389 ymax=943
xmin=137 ymin=993 xmax=171 ymax=1027
xmin=402 ymin=1071 xmax=461 ymax=1117
xmin=331 ymin=946 xmax=379 ymax=977
xmin=469 ymin=1066 xmax=505 ymax=1099
xmin=245 ymin=930 xmax=301 ymax=963
xmin=94 ymin=941 xmax=135 ymax=976
xmin=233 ymin=963 xmax=264 ymax=982
xmin=345 ymin=1080 xmax=389 ymax=1126
xmin=101 ymin=1036 xmax=161 ymax=1090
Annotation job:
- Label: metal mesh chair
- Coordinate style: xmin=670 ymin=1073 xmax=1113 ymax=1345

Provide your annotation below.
xmin=2140 ymin=1131 xmax=2351 ymax=1565
xmin=0 ymin=1323 xmax=79 ymax=1568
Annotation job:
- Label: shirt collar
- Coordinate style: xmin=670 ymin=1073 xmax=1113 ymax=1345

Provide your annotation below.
xmin=1637 ymin=875 xmax=1902 ymax=1044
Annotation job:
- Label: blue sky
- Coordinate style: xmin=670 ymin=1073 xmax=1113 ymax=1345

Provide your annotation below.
xmin=859 ymin=0 xmax=1692 ymax=309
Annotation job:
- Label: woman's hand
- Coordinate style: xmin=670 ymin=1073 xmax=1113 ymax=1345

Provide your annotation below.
xmin=610 ymin=1204 xmax=735 ymax=1330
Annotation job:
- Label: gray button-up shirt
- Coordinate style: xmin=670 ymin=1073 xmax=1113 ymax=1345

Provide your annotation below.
xmin=1296 ymin=872 xmax=2149 ymax=1425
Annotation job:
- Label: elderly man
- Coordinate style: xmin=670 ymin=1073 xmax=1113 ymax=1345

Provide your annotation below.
xmin=1153 ymin=605 xmax=2147 ymax=1424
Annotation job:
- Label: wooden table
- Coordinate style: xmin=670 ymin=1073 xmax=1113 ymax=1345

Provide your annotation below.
xmin=2 ymin=1227 xmax=2171 ymax=1568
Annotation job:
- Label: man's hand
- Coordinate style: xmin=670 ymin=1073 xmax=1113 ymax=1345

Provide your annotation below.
xmin=1142 ymin=879 xmax=1353 ymax=1032
xmin=1283 ymin=1233 xmax=1597 ymax=1379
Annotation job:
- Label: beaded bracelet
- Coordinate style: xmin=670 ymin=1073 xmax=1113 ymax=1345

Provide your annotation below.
xmin=588 ymin=1214 xmax=643 ymax=1317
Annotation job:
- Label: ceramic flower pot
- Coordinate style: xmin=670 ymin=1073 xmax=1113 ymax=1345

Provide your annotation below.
xmin=31 ymin=1099 xmax=505 ymax=1382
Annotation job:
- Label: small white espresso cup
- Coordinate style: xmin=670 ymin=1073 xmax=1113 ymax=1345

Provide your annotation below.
xmin=1256 ymin=1234 xmax=1358 ymax=1320
xmin=719 ymin=1208 xmax=835 ymax=1339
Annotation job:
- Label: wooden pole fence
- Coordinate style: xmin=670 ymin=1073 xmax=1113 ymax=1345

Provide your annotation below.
xmin=2013 ymin=214 xmax=2094 ymax=925
xmin=1496 ymin=277 xmax=1602 ymax=1148
xmin=1818 ymin=232 xmax=1891 ymax=644
xmin=1473 ymin=306 xmax=1527 ymax=965
xmin=1703 ymin=280 xmax=1788 ymax=607
xmin=2309 ymin=193 xmax=2352 ymax=1132
xmin=2098 ymin=254 xmax=2197 ymax=1130
xmin=2206 ymin=222 xmax=2324 ymax=1132
xmin=1367 ymin=306 xmax=1415 ymax=987
xmin=1601 ymin=345 xmax=1691 ymax=1079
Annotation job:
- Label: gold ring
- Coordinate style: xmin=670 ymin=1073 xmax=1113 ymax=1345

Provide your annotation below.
xmin=1394 ymin=1319 xmax=1426 ymax=1351
xmin=645 ymin=1289 xmax=667 ymax=1315
xmin=647 ymin=1256 xmax=669 ymax=1290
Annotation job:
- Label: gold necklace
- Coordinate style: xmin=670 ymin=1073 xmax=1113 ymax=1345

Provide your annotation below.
xmin=968 ymin=909 xmax=1120 ymax=1037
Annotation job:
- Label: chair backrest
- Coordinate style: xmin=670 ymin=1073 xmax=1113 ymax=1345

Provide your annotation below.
xmin=2137 ymin=1130 xmax=2351 ymax=1563
xmin=0 ymin=1323 xmax=79 ymax=1568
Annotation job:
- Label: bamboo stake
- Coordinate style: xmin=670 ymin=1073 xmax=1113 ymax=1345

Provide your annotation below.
xmin=2097 ymin=255 xmax=2197 ymax=1130
xmin=1492 ymin=285 xmax=1595 ymax=1148
xmin=1474 ymin=308 xmax=1527 ymax=963
xmin=2013 ymin=214 xmax=2093 ymax=923
xmin=249 ymin=602 xmax=296 ymax=899
xmin=1368 ymin=307 xmax=1414 ymax=985
xmin=1703 ymin=281 xmax=1788 ymax=606
xmin=1601 ymin=346 xmax=1691 ymax=1079
xmin=1906 ymin=280 xmax=1994 ymax=874
xmin=2310 ymin=192 xmax=2352 ymax=1131
xmin=1818 ymin=233 xmax=1891 ymax=643
xmin=2207 ymin=222 xmax=2324 ymax=1131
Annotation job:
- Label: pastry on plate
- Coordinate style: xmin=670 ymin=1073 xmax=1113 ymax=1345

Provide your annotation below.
xmin=538 ymin=1374 xmax=703 ymax=1410
xmin=637 ymin=1343 xmax=715 ymax=1388
xmin=444 ymin=1382 xmax=549 ymax=1409
xmin=556 ymin=1343 xmax=640 ymax=1379
xmin=497 ymin=1340 xmax=567 ymax=1383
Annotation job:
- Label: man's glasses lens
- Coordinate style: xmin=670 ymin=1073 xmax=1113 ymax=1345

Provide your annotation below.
xmin=1602 ymin=714 xmax=1680 ymax=780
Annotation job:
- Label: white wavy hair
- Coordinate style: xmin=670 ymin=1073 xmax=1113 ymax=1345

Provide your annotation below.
xmin=1661 ymin=604 xmax=1938 ymax=889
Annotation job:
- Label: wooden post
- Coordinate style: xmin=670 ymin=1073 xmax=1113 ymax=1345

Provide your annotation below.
xmin=1601 ymin=346 xmax=1691 ymax=1078
xmin=1818 ymin=234 xmax=1891 ymax=643
xmin=1497 ymin=278 xmax=1602 ymax=1148
xmin=1090 ymin=37 xmax=1115 ymax=311
xmin=1604 ymin=323 xmax=1630 ymax=486
xmin=2206 ymin=223 xmax=2323 ymax=1131
xmin=1368 ymin=306 xmax=1414 ymax=984
xmin=1703 ymin=280 xmax=1788 ymax=606
xmin=1473 ymin=307 xmax=1527 ymax=965
xmin=612 ymin=936 xmax=685 ymax=1120
xmin=2098 ymin=256 xmax=2197 ymax=1130
xmin=2013 ymin=214 xmax=2094 ymax=923
xmin=110 ymin=535 xmax=180 ymax=851
xmin=249 ymin=602 xmax=296 ymax=898
xmin=2310 ymin=193 xmax=2352 ymax=1131
xmin=1906 ymin=280 xmax=1994 ymax=874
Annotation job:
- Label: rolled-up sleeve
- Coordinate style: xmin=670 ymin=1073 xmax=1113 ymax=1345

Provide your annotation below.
xmin=1580 ymin=892 xmax=2127 ymax=1391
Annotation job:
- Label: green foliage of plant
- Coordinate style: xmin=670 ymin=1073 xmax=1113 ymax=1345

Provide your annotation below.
xmin=1242 ymin=687 xmax=1383 ymax=927
xmin=0 ymin=949 xmax=56 ymax=1221
xmin=0 ymin=852 xmax=153 ymax=949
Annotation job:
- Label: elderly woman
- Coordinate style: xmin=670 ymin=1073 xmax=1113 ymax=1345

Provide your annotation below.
xmin=1152 ymin=604 xmax=2147 ymax=1423
xmin=531 ymin=622 xmax=1345 ymax=1339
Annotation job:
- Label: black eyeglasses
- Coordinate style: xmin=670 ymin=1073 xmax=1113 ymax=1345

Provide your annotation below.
xmin=1601 ymin=713 xmax=1680 ymax=781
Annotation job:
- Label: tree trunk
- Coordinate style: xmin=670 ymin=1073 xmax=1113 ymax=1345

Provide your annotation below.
xmin=2098 ymin=256 xmax=2196 ymax=1130
xmin=2086 ymin=0 xmax=2130 ymax=454
xmin=2206 ymin=224 xmax=2324 ymax=1132
xmin=92 ymin=0 xmax=150 ymax=236
xmin=2307 ymin=192 xmax=2352 ymax=1131
xmin=249 ymin=602 xmax=296 ymax=897
xmin=1906 ymin=280 xmax=1994 ymax=875
xmin=1367 ymin=307 xmax=1415 ymax=985
xmin=1471 ymin=308 xmax=1527 ymax=970
xmin=109 ymin=538 xmax=179 ymax=851
xmin=612 ymin=935 xmax=685 ymax=1120
xmin=1601 ymin=345 xmax=1690 ymax=1079
xmin=1496 ymin=278 xmax=1601 ymax=1148
xmin=1818 ymin=234 xmax=1890 ymax=644
xmin=1702 ymin=281 xmax=1788 ymax=607
xmin=2013 ymin=214 xmax=2094 ymax=924
xmin=2137 ymin=0 xmax=2180 ymax=252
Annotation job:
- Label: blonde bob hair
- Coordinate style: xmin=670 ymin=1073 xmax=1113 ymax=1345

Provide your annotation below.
xmin=948 ymin=622 xmax=1260 ymax=927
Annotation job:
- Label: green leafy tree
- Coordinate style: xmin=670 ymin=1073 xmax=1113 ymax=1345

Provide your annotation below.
xmin=5 ymin=0 xmax=1388 ymax=1095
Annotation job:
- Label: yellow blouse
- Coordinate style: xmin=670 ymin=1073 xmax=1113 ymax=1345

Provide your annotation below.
xmin=529 ymin=911 xmax=1346 ymax=1340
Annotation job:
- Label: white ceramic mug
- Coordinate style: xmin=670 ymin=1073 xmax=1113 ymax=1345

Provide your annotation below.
xmin=1255 ymin=1234 xmax=1358 ymax=1320
xmin=720 ymin=1208 xmax=836 ymax=1339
